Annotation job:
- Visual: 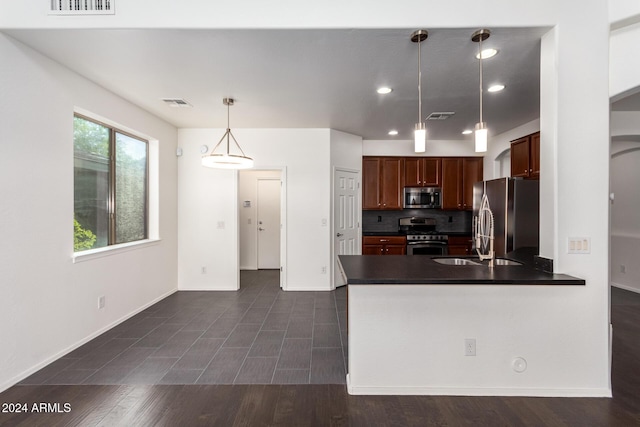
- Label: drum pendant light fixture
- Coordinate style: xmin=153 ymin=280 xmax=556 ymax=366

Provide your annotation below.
xmin=201 ymin=98 xmax=254 ymax=169
xmin=411 ymin=30 xmax=428 ymax=153
xmin=472 ymin=29 xmax=490 ymax=153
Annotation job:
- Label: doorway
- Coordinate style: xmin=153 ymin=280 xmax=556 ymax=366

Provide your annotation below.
xmin=333 ymin=168 xmax=360 ymax=288
xmin=238 ymin=169 xmax=286 ymax=288
xmin=257 ymin=178 xmax=281 ymax=269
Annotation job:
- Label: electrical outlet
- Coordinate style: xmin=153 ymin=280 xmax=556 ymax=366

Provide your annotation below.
xmin=621 ymin=265 xmax=626 ymax=274
xmin=321 ymin=266 xmax=327 ymax=274
xmin=201 ymin=266 xmax=207 ymax=274
xmin=465 ymin=338 xmax=476 ymax=356
xmin=217 ymin=221 xmax=225 ymax=229
xmin=98 ymin=296 xmax=105 ymax=309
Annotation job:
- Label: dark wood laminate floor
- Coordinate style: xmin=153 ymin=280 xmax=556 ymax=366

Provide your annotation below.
xmin=1 ymin=286 xmax=639 ymax=426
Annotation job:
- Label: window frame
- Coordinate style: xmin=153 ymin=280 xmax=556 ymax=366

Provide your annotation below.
xmin=73 ymin=113 xmax=150 ymax=252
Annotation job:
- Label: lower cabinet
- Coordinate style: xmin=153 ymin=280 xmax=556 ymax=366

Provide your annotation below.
xmin=363 ymin=236 xmax=407 ymax=255
xmin=448 ymin=235 xmax=474 ymax=256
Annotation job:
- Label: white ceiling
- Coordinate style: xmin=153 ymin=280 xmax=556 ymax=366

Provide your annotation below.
xmin=5 ymin=28 xmax=549 ymax=140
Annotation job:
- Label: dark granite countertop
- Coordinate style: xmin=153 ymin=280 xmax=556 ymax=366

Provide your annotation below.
xmin=362 ymin=231 xmax=471 ymax=237
xmin=362 ymin=231 xmax=405 ymax=236
xmin=338 ymin=255 xmax=584 ymax=285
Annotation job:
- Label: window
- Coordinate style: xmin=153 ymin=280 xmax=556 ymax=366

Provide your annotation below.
xmin=73 ymin=114 xmax=148 ymax=252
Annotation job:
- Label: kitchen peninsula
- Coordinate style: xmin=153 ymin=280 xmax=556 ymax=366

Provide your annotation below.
xmin=338 ymin=255 xmax=589 ymax=397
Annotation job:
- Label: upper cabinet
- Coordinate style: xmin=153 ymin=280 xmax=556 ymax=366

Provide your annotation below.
xmin=363 ymin=157 xmax=403 ymax=210
xmin=404 ymin=158 xmax=441 ymax=187
xmin=441 ymin=157 xmax=483 ymax=210
xmin=511 ymin=131 xmax=540 ymax=179
xmin=363 ymin=156 xmax=482 ymax=211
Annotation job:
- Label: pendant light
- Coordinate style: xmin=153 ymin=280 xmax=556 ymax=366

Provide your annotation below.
xmin=411 ymin=29 xmax=428 ymax=153
xmin=472 ymin=29 xmax=490 ymax=153
xmin=201 ymin=98 xmax=254 ymax=169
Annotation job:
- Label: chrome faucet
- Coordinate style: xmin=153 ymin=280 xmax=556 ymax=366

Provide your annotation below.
xmin=474 ymin=194 xmax=495 ymax=268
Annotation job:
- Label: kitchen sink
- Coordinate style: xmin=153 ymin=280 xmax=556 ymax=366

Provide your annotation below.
xmin=492 ymin=258 xmax=523 ymax=266
xmin=432 ymin=257 xmax=524 ymax=266
xmin=432 ymin=258 xmax=481 ymax=266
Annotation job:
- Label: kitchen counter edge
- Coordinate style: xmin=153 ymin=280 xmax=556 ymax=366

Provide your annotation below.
xmin=338 ymin=255 xmax=585 ymax=286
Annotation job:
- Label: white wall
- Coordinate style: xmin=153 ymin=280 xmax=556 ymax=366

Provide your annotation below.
xmin=238 ymin=170 xmax=282 ymax=270
xmin=363 ymin=139 xmax=480 ymax=157
xmin=178 ymin=129 xmax=332 ymax=291
xmin=349 ymin=284 xmax=608 ymax=396
xmin=610 ymin=0 xmax=640 ymax=28
xmin=331 ymin=129 xmax=363 ymax=171
xmin=610 ymin=22 xmax=640 ymax=100
xmin=0 ymin=34 xmax=178 ymax=391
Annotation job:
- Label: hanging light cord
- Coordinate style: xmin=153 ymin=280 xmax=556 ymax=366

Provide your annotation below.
xmin=418 ymin=36 xmax=422 ymax=123
xmin=208 ymin=100 xmax=249 ymax=157
xmin=478 ymin=35 xmax=483 ymax=124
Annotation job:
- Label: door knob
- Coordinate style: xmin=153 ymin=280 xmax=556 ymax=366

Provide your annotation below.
xmin=258 ymin=227 xmax=265 ymax=231
xmin=337 ymin=233 xmax=344 ymax=237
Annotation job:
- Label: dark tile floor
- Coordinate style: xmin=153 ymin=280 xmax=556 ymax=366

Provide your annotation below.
xmin=20 ymin=270 xmax=348 ymax=385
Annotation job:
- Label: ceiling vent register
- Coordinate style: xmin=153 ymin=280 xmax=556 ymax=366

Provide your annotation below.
xmin=50 ymin=0 xmax=115 ymax=15
xmin=426 ymin=112 xmax=455 ymax=120
xmin=162 ymin=98 xmax=193 ymax=108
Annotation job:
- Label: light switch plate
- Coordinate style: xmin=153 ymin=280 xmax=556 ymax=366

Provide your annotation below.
xmin=568 ymin=237 xmax=590 ymax=254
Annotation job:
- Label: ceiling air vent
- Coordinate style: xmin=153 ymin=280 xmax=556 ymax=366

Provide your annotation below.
xmin=162 ymin=99 xmax=193 ymax=108
xmin=50 ymin=0 xmax=115 ymax=15
xmin=426 ymin=112 xmax=455 ymax=120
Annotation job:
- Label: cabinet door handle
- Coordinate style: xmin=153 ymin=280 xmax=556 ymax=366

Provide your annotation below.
xmin=380 ymin=239 xmax=389 ymax=242
xmin=380 ymin=249 xmax=384 ymax=253
xmin=529 ymin=169 xmax=532 ymax=172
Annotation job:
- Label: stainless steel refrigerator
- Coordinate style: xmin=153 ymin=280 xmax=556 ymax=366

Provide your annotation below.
xmin=472 ymin=178 xmax=539 ymax=257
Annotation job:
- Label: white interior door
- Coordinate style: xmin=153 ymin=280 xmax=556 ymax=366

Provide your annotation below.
xmin=257 ymin=178 xmax=281 ymax=269
xmin=334 ymin=169 xmax=359 ymax=287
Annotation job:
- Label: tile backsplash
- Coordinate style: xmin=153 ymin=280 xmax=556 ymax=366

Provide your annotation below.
xmin=363 ymin=209 xmax=472 ymax=233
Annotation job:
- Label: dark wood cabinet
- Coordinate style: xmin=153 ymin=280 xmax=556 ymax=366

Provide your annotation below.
xmin=362 ymin=157 xmax=403 ymax=210
xmin=530 ymin=132 xmax=540 ymax=179
xmin=441 ymin=157 xmax=483 ymax=210
xmin=404 ymin=157 xmax=441 ymax=187
xmin=363 ymin=236 xmax=407 ymax=255
xmin=448 ymin=235 xmax=474 ymax=256
xmin=511 ymin=131 xmax=540 ymax=179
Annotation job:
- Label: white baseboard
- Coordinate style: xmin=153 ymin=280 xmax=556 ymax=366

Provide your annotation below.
xmin=0 ymin=288 xmax=177 ymax=393
xmin=178 ymin=285 xmax=239 ymax=291
xmin=346 ymin=375 xmax=612 ymax=397
xmin=284 ymin=286 xmax=332 ymax=291
xmin=611 ymin=282 xmax=640 ymax=294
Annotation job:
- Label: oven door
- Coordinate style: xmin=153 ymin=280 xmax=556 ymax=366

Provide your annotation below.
xmin=407 ymin=241 xmax=448 ymax=256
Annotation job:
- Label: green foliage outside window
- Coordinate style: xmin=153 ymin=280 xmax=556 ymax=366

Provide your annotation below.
xmin=74 ymin=218 xmax=97 ymax=251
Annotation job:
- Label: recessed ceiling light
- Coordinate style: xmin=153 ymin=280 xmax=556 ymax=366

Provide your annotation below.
xmin=388 ymin=130 xmax=399 ymax=136
xmin=475 ymin=48 xmax=498 ymax=59
xmin=488 ymin=84 xmax=505 ymax=92
xmin=377 ymin=87 xmax=393 ymax=94
xmin=462 ymin=130 xmax=473 ymax=135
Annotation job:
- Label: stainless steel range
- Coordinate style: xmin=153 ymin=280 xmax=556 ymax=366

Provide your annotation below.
xmin=398 ymin=217 xmax=449 ymax=256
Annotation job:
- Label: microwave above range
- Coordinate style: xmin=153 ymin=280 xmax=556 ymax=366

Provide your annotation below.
xmin=404 ymin=187 xmax=442 ymax=209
